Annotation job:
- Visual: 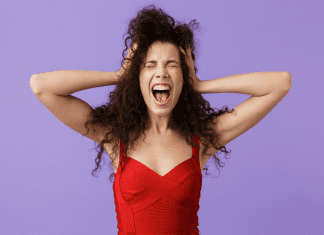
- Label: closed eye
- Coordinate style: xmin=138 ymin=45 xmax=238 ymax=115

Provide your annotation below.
xmin=147 ymin=66 xmax=177 ymax=68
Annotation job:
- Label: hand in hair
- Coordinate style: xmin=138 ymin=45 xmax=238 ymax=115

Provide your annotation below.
xmin=180 ymin=43 xmax=201 ymax=92
xmin=116 ymin=42 xmax=139 ymax=78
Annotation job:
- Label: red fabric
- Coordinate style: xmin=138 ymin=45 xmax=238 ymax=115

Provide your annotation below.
xmin=113 ymin=134 xmax=202 ymax=235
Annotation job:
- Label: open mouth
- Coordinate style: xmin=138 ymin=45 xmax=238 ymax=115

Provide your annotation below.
xmin=152 ymin=89 xmax=171 ymax=105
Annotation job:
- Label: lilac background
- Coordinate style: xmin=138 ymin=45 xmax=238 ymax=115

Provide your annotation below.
xmin=1 ymin=0 xmax=323 ymax=234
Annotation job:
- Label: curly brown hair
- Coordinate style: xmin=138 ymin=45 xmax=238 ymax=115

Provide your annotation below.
xmin=84 ymin=4 xmax=234 ymax=183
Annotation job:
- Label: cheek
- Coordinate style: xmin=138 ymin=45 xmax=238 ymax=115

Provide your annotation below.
xmin=175 ymin=88 xmax=183 ymax=99
xmin=139 ymin=78 xmax=147 ymax=96
xmin=140 ymin=87 xmax=151 ymax=102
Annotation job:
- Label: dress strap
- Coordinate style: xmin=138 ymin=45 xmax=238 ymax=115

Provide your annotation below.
xmin=191 ymin=134 xmax=200 ymax=170
xmin=119 ymin=138 xmax=126 ymax=168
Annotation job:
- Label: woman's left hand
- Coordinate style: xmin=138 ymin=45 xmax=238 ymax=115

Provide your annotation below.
xmin=179 ymin=43 xmax=202 ymax=93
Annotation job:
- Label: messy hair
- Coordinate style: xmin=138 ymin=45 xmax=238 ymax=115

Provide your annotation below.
xmin=84 ymin=4 xmax=233 ymax=183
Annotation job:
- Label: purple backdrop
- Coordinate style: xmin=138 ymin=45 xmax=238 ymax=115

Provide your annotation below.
xmin=1 ymin=0 xmax=323 ymax=234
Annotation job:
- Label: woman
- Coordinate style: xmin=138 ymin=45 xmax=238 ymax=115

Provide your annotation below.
xmin=29 ymin=4 xmax=291 ymax=235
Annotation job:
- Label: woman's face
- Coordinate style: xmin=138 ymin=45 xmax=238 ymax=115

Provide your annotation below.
xmin=139 ymin=41 xmax=183 ymax=117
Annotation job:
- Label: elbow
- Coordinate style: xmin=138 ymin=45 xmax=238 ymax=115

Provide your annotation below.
xmin=30 ymin=74 xmax=39 ymax=94
xmin=282 ymin=72 xmax=292 ymax=90
xmin=284 ymin=71 xmax=291 ymax=79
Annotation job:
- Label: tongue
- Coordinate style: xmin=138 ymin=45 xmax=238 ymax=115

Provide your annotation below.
xmin=155 ymin=92 xmax=168 ymax=102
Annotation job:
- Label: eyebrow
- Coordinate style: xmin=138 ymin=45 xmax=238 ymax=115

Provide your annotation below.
xmin=145 ymin=60 xmax=179 ymax=64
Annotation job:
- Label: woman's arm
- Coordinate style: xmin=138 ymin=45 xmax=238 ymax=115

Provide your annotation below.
xmin=30 ymin=70 xmax=120 ymax=96
xmin=197 ymin=71 xmax=291 ymax=96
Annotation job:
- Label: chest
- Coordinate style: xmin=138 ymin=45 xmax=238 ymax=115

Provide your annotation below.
xmin=105 ymin=133 xmax=208 ymax=175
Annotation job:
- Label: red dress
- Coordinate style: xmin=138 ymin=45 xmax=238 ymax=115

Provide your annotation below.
xmin=113 ymin=134 xmax=202 ymax=235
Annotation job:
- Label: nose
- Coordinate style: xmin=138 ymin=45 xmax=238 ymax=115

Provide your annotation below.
xmin=154 ymin=66 xmax=169 ymax=79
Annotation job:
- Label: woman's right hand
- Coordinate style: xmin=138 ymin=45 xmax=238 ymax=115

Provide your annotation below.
xmin=116 ymin=42 xmax=138 ymax=78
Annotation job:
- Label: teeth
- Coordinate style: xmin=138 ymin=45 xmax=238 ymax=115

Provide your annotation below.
xmin=152 ymin=84 xmax=170 ymax=91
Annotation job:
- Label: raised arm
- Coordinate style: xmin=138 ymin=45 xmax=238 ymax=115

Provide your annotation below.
xmin=30 ymin=70 xmax=120 ymax=96
xmin=29 ymin=70 xmax=120 ymax=143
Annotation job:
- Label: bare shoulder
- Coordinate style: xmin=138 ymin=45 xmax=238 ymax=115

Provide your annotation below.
xmin=94 ymin=124 xmax=121 ymax=172
xmin=198 ymin=135 xmax=210 ymax=158
xmin=94 ymin=125 xmax=119 ymax=155
xmin=199 ymin=119 xmax=223 ymax=161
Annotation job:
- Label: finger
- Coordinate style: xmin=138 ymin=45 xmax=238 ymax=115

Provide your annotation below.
xmin=132 ymin=42 xmax=138 ymax=50
xmin=187 ymin=45 xmax=191 ymax=55
xmin=179 ymin=46 xmax=186 ymax=55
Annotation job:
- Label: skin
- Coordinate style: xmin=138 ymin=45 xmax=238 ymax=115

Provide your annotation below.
xmin=139 ymin=41 xmax=183 ymax=136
